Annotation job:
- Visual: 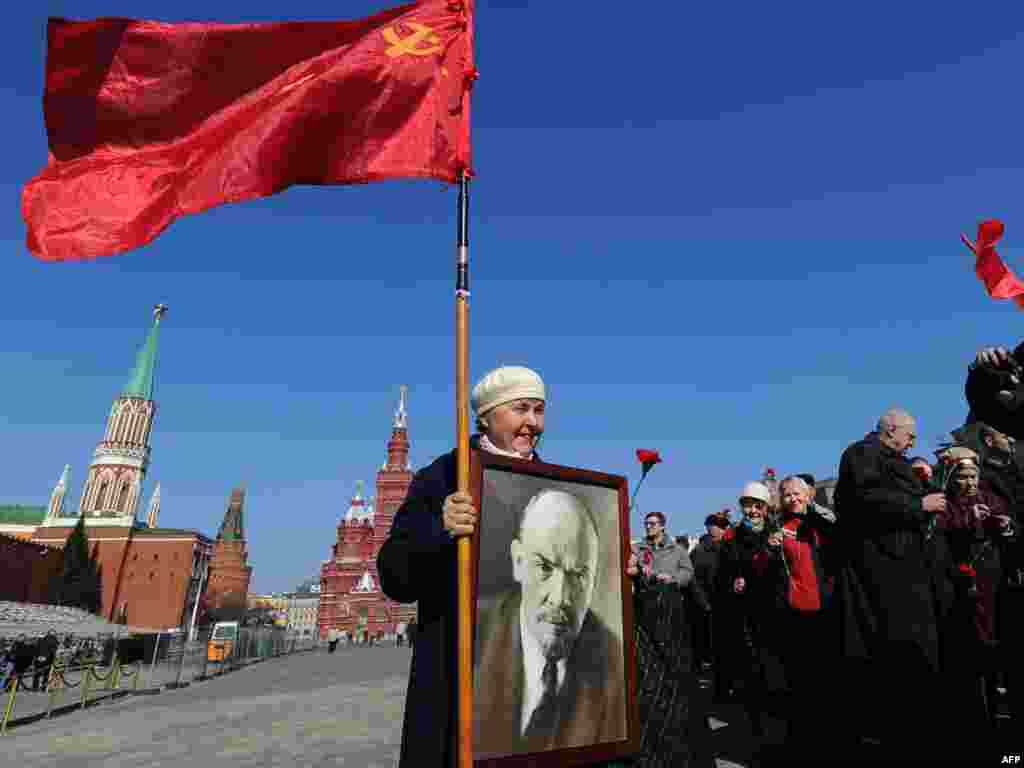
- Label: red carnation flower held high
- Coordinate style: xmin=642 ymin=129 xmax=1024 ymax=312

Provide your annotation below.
xmin=630 ymin=448 xmax=663 ymax=513
xmin=636 ymin=449 xmax=662 ymax=469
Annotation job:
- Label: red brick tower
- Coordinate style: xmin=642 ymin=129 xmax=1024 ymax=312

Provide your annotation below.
xmin=318 ymin=387 xmax=415 ymax=641
xmin=206 ymin=486 xmax=253 ymax=613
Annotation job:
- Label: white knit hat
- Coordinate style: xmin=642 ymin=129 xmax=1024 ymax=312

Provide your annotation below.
xmin=739 ymin=481 xmax=772 ymax=505
xmin=471 ymin=366 xmax=546 ymax=417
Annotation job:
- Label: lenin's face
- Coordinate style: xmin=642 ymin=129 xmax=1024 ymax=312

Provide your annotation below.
xmin=511 ymin=491 xmax=598 ymax=661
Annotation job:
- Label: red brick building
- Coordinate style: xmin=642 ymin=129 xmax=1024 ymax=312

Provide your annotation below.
xmin=205 ymin=487 xmax=253 ymax=613
xmin=318 ymin=387 xmax=417 ymax=641
xmin=0 ymin=533 xmax=63 ymax=604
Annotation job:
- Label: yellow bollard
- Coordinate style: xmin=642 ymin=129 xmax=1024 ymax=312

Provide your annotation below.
xmin=45 ymin=663 xmax=60 ymax=719
xmin=1 ymin=675 xmax=19 ymax=735
xmin=111 ymin=656 xmax=121 ymax=691
xmin=81 ymin=664 xmax=92 ymax=710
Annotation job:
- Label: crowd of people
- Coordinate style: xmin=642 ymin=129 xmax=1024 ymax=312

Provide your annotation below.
xmin=378 ymin=350 xmax=1024 ymax=767
xmin=0 ymin=632 xmax=108 ymax=692
xmin=629 ymin=350 xmax=1024 ymax=763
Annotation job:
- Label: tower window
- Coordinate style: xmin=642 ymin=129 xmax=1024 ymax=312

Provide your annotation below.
xmin=96 ymin=481 xmax=109 ymax=511
xmin=117 ymin=483 xmax=130 ymax=513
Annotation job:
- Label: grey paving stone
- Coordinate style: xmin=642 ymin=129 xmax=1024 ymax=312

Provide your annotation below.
xmin=2 ymin=645 xmax=412 ymax=768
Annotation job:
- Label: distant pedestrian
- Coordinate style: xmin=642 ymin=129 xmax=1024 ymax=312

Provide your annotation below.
xmin=32 ymin=631 xmax=59 ymax=691
xmin=327 ymin=628 xmax=339 ymax=654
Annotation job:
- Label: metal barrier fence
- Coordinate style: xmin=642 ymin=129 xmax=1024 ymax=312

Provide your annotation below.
xmin=0 ymin=627 xmax=318 ymax=734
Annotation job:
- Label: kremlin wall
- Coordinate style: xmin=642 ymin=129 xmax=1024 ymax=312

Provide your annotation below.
xmin=0 ymin=306 xmax=417 ymax=640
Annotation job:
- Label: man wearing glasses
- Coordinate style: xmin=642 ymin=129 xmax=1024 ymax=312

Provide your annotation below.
xmin=630 ymin=512 xmax=694 ymax=589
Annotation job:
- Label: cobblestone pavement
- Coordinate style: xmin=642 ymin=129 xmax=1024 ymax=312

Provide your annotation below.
xmin=4 ymin=644 xmax=412 ymax=768
xmin=16 ymin=645 xmax=1005 ymax=767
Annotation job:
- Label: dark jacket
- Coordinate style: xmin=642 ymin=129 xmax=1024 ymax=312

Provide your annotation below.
xmin=833 ymin=432 xmax=941 ymax=669
xmin=689 ymin=534 xmax=721 ymax=612
xmin=937 ymin=489 xmax=1017 ymax=647
xmin=965 ymin=358 xmax=1024 ymax=440
xmin=377 ymin=438 xmax=540 ymax=768
xmin=713 ymin=525 xmax=788 ymax=696
xmin=35 ymin=634 xmax=59 ymax=662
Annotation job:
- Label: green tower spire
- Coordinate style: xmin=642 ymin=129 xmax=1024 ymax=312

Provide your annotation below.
xmin=122 ymin=304 xmax=167 ymax=400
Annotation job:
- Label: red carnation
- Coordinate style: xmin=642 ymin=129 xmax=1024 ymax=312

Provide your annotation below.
xmin=958 ymin=563 xmax=977 ymax=579
xmin=630 ymin=449 xmax=663 ymax=513
xmin=636 ymin=449 xmax=662 ymax=469
xmin=765 ymin=467 xmax=777 ymax=478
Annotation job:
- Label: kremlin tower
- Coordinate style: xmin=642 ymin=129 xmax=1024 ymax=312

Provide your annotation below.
xmin=31 ymin=306 xmax=216 ymax=633
xmin=206 ymin=486 xmax=253 ymax=613
xmin=318 ymin=387 xmax=416 ymax=641
xmin=79 ymin=304 xmax=166 ymax=521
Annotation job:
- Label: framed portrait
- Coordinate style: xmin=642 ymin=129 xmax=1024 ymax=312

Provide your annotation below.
xmin=469 ymin=451 xmax=639 ymax=768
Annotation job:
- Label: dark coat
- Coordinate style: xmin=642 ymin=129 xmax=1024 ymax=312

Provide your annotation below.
xmin=713 ymin=525 xmax=788 ymax=697
xmin=473 ymin=589 xmax=626 ymax=758
xmin=937 ymin=489 xmax=1016 ymax=648
xmin=377 ymin=446 xmax=461 ymax=768
xmin=35 ymin=633 xmax=59 ymax=662
xmin=965 ymin=357 xmax=1024 ymax=440
xmin=833 ymin=433 xmax=941 ymax=670
xmin=689 ymin=535 xmax=720 ymax=612
xmin=377 ymin=438 xmax=540 ymax=768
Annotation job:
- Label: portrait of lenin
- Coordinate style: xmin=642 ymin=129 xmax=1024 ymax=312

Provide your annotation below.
xmin=473 ymin=487 xmax=627 ymax=759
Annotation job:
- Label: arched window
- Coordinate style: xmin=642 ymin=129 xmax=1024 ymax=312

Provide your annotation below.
xmin=96 ymin=481 xmax=109 ymax=511
xmin=117 ymin=482 xmax=130 ymax=513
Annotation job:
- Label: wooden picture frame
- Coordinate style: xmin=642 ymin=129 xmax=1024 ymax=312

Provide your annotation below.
xmin=469 ymin=451 xmax=639 ymax=767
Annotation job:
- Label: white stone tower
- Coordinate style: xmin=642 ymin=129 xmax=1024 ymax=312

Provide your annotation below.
xmin=145 ymin=482 xmax=162 ymax=528
xmin=47 ymin=465 xmax=71 ymax=520
xmin=79 ymin=304 xmax=167 ymax=522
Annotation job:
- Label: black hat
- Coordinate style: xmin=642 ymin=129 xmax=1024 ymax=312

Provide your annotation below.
xmin=796 ymin=473 xmax=815 ymax=488
xmin=704 ymin=512 xmax=729 ymax=528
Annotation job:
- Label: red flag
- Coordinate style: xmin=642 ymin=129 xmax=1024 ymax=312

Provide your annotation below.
xmin=960 ymin=219 xmax=1024 ymax=309
xmin=22 ymin=0 xmax=475 ymax=261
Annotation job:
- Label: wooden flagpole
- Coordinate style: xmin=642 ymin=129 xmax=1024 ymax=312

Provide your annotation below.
xmin=455 ymin=170 xmax=473 ymax=768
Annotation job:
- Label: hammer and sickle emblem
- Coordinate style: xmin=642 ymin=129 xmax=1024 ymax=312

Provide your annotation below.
xmin=382 ymin=23 xmax=443 ymax=58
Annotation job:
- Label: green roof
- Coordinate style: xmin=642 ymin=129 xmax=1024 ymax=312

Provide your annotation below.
xmin=122 ymin=308 xmax=165 ymax=400
xmin=0 ymin=505 xmax=47 ymax=525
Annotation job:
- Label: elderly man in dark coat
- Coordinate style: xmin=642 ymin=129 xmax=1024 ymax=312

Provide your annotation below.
xmin=833 ymin=408 xmax=950 ymax=753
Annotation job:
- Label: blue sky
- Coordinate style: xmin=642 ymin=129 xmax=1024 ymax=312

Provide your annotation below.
xmin=3 ymin=1 xmax=1024 ymax=592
